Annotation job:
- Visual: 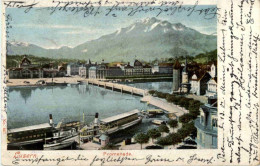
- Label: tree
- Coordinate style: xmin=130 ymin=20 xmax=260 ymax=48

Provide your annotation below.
xmin=168 ymin=119 xmax=178 ymax=128
xmin=155 ymin=92 xmax=167 ymax=98
xmin=168 ymin=133 xmax=182 ymax=145
xmin=134 ymin=133 xmax=149 ymax=149
xmin=149 ymin=90 xmax=156 ymax=96
xmin=156 ymin=137 xmax=171 ymax=148
xmin=166 ymin=94 xmax=175 ymax=103
xmin=179 ymin=114 xmax=194 ymax=123
xmin=147 ymin=128 xmax=161 ymax=143
xmin=158 ymin=124 xmax=169 ymax=135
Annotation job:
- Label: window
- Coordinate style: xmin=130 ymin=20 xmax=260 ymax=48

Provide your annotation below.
xmin=212 ymin=118 xmax=218 ymax=129
xmin=212 ymin=136 xmax=217 ymax=147
xmin=201 ymin=115 xmax=205 ymax=125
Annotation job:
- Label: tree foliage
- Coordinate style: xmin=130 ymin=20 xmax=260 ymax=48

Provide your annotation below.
xmin=168 ymin=119 xmax=178 ymax=128
xmin=179 ymin=114 xmax=194 ymax=123
xmin=156 ymin=137 xmax=171 ymax=147
xmin=158 ymin=124 xmax=169 ymax=133
xmin=134 ymin=133 xmax=149 ymax=149
xmin=147 ymin=128 xmax=161 ymax=142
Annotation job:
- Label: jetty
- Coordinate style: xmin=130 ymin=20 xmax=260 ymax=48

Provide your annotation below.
xmin=85 ymin=79 xmax=149 ymax=96
xmin=141 ymin=95 xmax=188 ymax=117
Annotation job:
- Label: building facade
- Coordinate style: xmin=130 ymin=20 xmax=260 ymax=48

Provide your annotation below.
xmin=195 ymin=97 xmax=218 ymax=149
xmin=67 ymin=63 xmax=81 ymax=76
xmin=205 ymin=77 xmax=217 ymax=97
xmin=89 ymin=66 xmax=97 ymax=79
xmin=8 ymin=55 xmax=44 ymax=79
xmin=180 ymin=58 xmax=191 ymax=93
xmin=124 ymin=60 xmax=152 ymax=76
xmin=79 ymin=66 xmax=87 ymax=77
xmin=190 ymin=72 xmax=211 ymax=95
xmin=158 ymin=63 xmax=173 ymax=74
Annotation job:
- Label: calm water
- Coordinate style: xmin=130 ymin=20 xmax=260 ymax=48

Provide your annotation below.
xmin=7 ymin=82 xmax=171 ymax=130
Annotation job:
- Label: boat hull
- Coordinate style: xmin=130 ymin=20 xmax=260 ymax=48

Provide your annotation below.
xmin=105 ymin=117 xmax=142 ymax=135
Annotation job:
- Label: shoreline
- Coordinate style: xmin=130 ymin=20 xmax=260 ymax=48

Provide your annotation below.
xmin=6 ymin=76 xmax=86 ymax=87
xmin=6 ymin=77 xmax=172 ymax=87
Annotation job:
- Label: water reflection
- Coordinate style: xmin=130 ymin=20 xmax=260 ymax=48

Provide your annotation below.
xmin=126 ymin=81 xmax=173 ymax=93
xmin=7 ymin=84 xmax=157 ymax=129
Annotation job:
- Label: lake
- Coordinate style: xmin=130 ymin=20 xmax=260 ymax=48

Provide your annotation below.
xmin=7 ymin=81 xmax=172 ymax=131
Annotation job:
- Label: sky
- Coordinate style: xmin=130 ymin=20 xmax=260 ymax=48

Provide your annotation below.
xmin=6 ymin=4 xmax=217 ymax=49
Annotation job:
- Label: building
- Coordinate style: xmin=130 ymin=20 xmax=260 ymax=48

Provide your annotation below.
xmin=143 ymin=64 xmax=152 ymax=75
xmin=79 ymin=66 xmax=87 ymax=77
xmin=172 ymin=60 xmax=181 ymax=91
xmin=190 ymin=71 xmax=211 ymax=95
xmin=158 ymin=63 xmax=173 ymax=74
xmin=96 ymin=63 xmax=107 ymax=79
xmin=179 ymin=57 xmax=191 ymax=93
xmin=107 ymin=66 xmax=124 ymax=77
xmin=209 ymin=62 xmax=217 ymax=78
xmin=124 ymin=60 xmax=152 ymax=76
xmin=67 ymin=63 xmax=81 ymax=76
xmin=99 ymin=134 xmax=110 ymax=147
xmin=205 ymin=77 xmax=217 ymax=97
xmin=43 ymin=68 xmax=58 ymax=78
xmin=89 ymin=66 xmax=97 ymax=79
xmin=133 ymin=60 xmax=143 ymax=75
xmin=8 ymin=55 xmax=43 ymax=79
xmin=195 ymin=97 xmax=218 ymax=149
xmin=152 ymin=62 xmax=159 ymax=74
xmin=124 ymin=63 xmax=134 ymax=75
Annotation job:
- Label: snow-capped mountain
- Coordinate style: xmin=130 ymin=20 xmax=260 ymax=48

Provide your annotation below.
xmin=7 ymin=17 xmax=216 ymax=61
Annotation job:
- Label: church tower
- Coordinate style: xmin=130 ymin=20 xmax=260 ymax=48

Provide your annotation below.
xmin=180 ymin=57 xmax=191 ymax=93
xmin=182 ymin=57 xmax=189 ymax=83
xmin=172 ymin=60 xmax=181 ymax=91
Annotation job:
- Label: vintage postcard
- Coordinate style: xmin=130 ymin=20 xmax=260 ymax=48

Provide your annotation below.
xmin=1 ymin=0 xmax=259 ymax=165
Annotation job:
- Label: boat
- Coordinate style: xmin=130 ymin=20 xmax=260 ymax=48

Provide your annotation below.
xmin=43 ymin=134 xmax=78 ymax=150
xmin=43 ymin=129 xmax=78 ymax=150
xmin=147 ymin=109 xmax=164 ymax=115
xmin=152 ymin=119 xmax=166 ymax=125
xmin=99 ymin=109 xmax=143 ymax=135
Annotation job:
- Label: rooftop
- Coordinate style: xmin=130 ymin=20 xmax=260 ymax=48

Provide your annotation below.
xmin=8 ymin=123 xmax=52 ymax=134
xmin=101 ymin=109 xmax=140 ymax=124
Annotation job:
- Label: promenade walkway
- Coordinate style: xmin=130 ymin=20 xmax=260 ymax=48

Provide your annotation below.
xmin=141 ymin=95 xmax=188 ymax=117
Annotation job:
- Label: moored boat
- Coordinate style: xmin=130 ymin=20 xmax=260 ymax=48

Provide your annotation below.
xmin=152 ymin=119 xmax=166 ymax=125
xmin=43 ymin=132 xmax=78 ymax=150
xmin=99 ymin=109 xmax=143 ymax=135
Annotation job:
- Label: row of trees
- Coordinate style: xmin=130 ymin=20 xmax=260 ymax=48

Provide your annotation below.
xmin=6 ymin=55 xmax=85 ymax=69
xmin=149 ymin=90 xmax=202 ymax=123
xmin=156 ymin=122 xmax=197 ymax=147
xmin=134 ymin=121 xmax=197 ymax=149
xmin=134 ymin=119 xmax=180 ymax=149
xmin=145 ymin=90 xmax=202 ymax=148
xmin=134 ymin=123 xmax=172 ymax=149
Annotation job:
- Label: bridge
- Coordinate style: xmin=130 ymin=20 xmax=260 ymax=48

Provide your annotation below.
xmin=84 ymin=79 xmax=149 ymax=96
xmin=84 ymin=79 xmax=188 ymax=118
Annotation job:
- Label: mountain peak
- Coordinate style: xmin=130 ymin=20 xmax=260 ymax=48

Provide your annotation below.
xmin=141 ymin=17 xmax=160 ymax=24
xmin=9 ymin=41 xmax=30 ymax=47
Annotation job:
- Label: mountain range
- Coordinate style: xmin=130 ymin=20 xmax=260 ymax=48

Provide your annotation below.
xmin=7 ymin=17 xmax=216 ymax=62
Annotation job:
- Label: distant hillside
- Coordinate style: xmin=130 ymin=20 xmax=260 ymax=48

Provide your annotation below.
xmin=7 ymin=17 xmax=216 ymax=62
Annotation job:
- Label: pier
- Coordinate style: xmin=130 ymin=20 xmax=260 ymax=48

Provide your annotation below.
xmin=85 ymin=79 xmax=149 ymax=96
xmin=141 ymin=95 xmax=188 ymax=117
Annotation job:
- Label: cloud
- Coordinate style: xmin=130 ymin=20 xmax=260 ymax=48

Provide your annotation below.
xmin=59 ymin=28 xmax=105 ymax=35
xmin=15 ymin=24 xmax=82 ymax=29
